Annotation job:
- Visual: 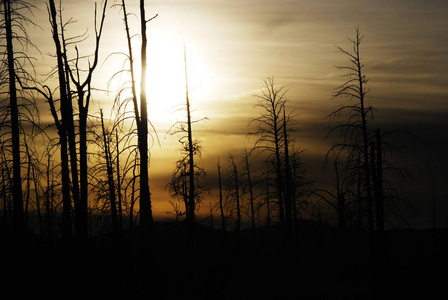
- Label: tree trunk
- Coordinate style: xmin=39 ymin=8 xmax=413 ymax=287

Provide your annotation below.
xmin=184 ymin=47 xmax=196 ymax=228
xmin=45 ymin=152 xmax=54 ymax=237
xmin=101 ymin=110 xmax=118 ymax=234
xmin=4 ymin=0 xmax=25 ymax=235
xmin=66 ymin=0 xmax=108 ymax=239
xmin=59 ymin=126 xmax=72 ymax=238
xmin=265 ymin=165 xmax=271 ymax=230
xmin=48 ymin=0 xmax=73 ymax=239
xmin=60 ymin=16 xmax=80 ymax=223
xmin=282 ymin=106 xmax=293 ymax=229
xmin=273 ymin=112 xmax=285 ymax=224
xmin=335 ymin=161 xmax=346 ymax=232
xmin=138 ymin=0 xmax=155 ymax=243
xmin=375 ymin=129 xmax=384 ymax=233
xmin=243 ymin=151 xmax=256 ymax=240
xmin=217 ymin=158 xmax=225 ymax=231
xmin=116 ymin=130 xmax=123 ymax=233
xmin=355 ymin=33 xmax=374 ymax=234
xmin=78 ymin=93 xmax=89 ymax=239
xmin=217 ymin=157 xmax=227 ymax=250
xmin=233 ymin=160 xmax=241 ymax=234
xmin=374 ymin=129 xmax=385 ymax=265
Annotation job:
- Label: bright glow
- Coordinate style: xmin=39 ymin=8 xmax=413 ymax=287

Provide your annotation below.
xmin=146 ymin=30 xmax=211 ymax=126
xmin=104 ymin=29 xmax=211 ymax=133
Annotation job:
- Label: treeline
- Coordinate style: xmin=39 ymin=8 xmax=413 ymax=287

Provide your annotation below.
xmin=0 ymin=0 xmax=157 ymax=242
xmin=0 ymin=0 xmax=410 ymax=256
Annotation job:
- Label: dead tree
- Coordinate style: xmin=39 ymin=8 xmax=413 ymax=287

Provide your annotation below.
xmin=166 ymin=46 xmax=207 ymax=225
xmin=115 ymin=129 xmax=123 ymax=232
xmin=325 ymin=26 xmax=374 ymax=232
xmin=114 ymin=0 xmax=158 ymax=242
xmin=184 ymin=46 xmax=196 ymax=227
xmin=1 ymin=0 xmax=41 ymax=234
xmin=249 ymin=77 xmax=287 ymax=225
xmin=64 ymin=0 xmax=108 ymax=239
xmin=242 ymin=149 xmax=257 ymax=240
xmin=100 ymin=109 xmax=118 ymax=234
xmin=137 ymin=0 xmax=156 ymax=242
xmin=44 ymin=0 xmax=74 ymax=238
xmin=2 ymin=0 xmax=24 ymax=234
xmin=227 ymin=153 xmax=241 ymax=234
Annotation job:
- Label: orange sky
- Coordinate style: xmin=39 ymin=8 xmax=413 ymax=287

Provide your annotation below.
xmin=24 ymin=0 xmax=448 ymax=228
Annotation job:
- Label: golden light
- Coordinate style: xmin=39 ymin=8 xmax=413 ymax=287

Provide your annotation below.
xmin=103 ymin=27 xmax=211 ymax=135
xmin=146 ymin=30 xmax=211 ymax=126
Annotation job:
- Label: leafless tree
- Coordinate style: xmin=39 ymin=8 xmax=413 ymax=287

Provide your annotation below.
xmin=249 ymin=77 xmax=287 ymax=224
xmin=1 ymin=0 xmax=40 ymax=234
xmin=98 ymin=109 xmax=119 ymax=234
xmin=226 ymin=153 xmax=242 ymax=234
xmin=64 ymin=0 xmax=108 ymax=239
xmin=112 ymin=0 xmax=158 ymax=243
xmin=217 ymin=156 xmax=226 ymax=232
xmin=325 ymin=26 xmax=375 ymax=232
xmin=241 ymin=149 xmax=257 ymax=240
xmin=166 ymin=138 xmax=206 ymax=222
xmin=166 ymin=46 xmax=207 ymax=229
xmin=46 ymin=0 xmax=78 ymax=238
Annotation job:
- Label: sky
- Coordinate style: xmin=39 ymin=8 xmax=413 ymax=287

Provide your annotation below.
xmin=25 ymin=0 xmax=448 ymax=229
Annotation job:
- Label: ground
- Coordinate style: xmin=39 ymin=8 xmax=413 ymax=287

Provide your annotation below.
xmin=2 ymin=221 xmax=447 ymax=299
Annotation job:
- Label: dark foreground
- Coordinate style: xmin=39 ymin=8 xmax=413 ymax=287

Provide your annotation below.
xmin=2 ymin=221 xmax=448 ymax=299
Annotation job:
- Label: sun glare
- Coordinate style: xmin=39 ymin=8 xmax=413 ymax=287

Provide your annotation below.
xmin=105 ymin=29 xmax=211 ymax=132
xmin=145 ymin=31 xmax=210 ymax=126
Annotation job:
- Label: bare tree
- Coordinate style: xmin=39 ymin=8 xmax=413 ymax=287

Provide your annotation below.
xmin=113 ymin=0 xmax=158 ymax=242
xmin=63 ymin=0 xmax=108 ymax=239
xmin=1 ymin=0 xmax=41 ymax=235
xmin=99 ymin=109 xmax=118 ymax=234
xmin=137 ymin=0 xmax=157 ymax=243
xmin=249 ymin=77 xmax=288 ymax=225
xmin=226 ymin=153 xmax=241 ymax=234
xmin=217 ymin=156 xmax=226 ymax=232
xmin=166 ymin=46 xmax=207 ymax=229
xmin=325 ymin=26 xmax=374 ymax=232
xmin=241 ymin=149 xmax=257 ymax=240
xmin=46 ymin=0 xmax=79 ymax=238
xmin=166 ymin=138 xmax=206 ymax=222
xmin=2 ymin=0 xmax=23 ymax=234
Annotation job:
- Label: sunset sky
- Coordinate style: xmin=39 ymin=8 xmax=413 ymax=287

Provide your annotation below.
xmin=26 ymin=0 xmax=448 ymax=228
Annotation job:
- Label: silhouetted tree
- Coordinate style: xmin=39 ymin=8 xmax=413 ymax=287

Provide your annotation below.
xmin=43 ymin=145 xmax=59 ymax=237
xmin=115 ymin=129 xmax=123 ymax=232
xmin=250 ymin=77 xmax=287 ymax=224
xmin=217 ymin=157 xmax=226 ymax=232
xmin=325 ymin=26 xmax=374 ymax=232
xmin=313 ymin=160 xmax=355 ymax=231
xmin=100 ymin=109 xmax=119 ymax=234
xmin=215 ymin=156 xmax=229 ymax=250
xmin=1 ymin=0 xmax=41 ymax=235
xmin=166 ymin=139 xmax=206 ymax=222
xmin=137 ymin=0 xmax=155 ymax=243
xmin=64 ymin=0 xmax=108 ymax=239
xmin=0 ymin=139 xmax=12 ymax=228
xmin=113 ymin=0 xmax=158 ymax=243
xmin=46 ymin=0 xmax=77 ymax=238
xmin=20 ymin=75 xmax=73 ymax=238
xmin=226 ymin=153 xmax=241 ymax=234
xmin=241 ymin=149 xmax=257 ymax=240
xmin=166 ymin=45 xmax=208 ymax=247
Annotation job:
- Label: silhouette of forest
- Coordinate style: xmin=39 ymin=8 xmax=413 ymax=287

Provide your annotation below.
xmin=1 ymin=1 xmax=447 ymax=299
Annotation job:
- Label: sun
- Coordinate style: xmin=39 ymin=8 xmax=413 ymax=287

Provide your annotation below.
xmin=145 ymin=31 xmax=210 ymax=127
xmin=104 ymin=30 xmax=210 ymax=131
